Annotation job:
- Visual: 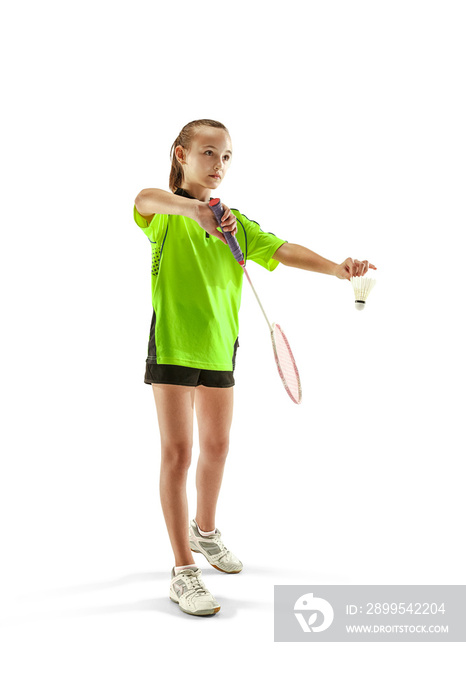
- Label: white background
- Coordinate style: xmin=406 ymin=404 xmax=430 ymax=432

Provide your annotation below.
xmin=1 ymin=0 xmax=465 ymax=696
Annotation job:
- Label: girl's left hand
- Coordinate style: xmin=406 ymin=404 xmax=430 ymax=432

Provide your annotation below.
xmin=335 ymin=258 xmax=377 ymax=280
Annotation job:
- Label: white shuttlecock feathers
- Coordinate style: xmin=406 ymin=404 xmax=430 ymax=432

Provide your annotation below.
xmin=351 ymin=276 xmax=376 ymax=310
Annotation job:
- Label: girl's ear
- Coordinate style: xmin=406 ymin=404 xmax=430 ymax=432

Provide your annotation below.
xmin=175 ymin=144 xmax=186 ymax=165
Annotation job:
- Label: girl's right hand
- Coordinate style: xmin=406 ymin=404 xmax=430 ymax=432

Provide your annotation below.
xmin=194 ymin=202 xmax=237 ymax=244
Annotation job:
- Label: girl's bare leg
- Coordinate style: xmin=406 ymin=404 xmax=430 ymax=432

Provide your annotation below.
xmin=151 ymin=384 xmax=196 ymax=567
xmin=194 ymin=386 xmax=234 ymax=532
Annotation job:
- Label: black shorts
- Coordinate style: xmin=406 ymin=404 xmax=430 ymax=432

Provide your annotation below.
xmin=144 ymin=362 xmax=235 ymax=388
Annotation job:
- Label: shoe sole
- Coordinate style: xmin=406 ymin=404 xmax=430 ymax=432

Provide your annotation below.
xmin=170 ymin=595 xmax=220 ymax=616
xmin=190 ymin=545 xmax=243 ymax=574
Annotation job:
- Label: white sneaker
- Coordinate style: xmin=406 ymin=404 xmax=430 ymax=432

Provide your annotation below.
xmin=189 ymin=519 xmax=243 ymax=574
xmin=169 ymin=566 xmax=221 ymax=616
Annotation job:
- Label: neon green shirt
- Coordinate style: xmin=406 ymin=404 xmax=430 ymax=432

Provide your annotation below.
xmin=133 ymin=188 xmax=286 ymax=371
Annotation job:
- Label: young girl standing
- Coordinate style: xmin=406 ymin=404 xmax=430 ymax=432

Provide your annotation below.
xmin=134 ymin=118 xmax=376 ymax=617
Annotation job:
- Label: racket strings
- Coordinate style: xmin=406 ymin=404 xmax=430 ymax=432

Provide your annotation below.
xmin=271 ymin=324 xmax=302 ymax=404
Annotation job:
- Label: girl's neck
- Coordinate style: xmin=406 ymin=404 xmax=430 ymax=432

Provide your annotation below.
xmin=180 ymin=181 xmax=211 ymax=202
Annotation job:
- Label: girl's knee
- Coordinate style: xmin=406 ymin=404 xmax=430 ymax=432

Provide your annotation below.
xmin=161 ymin=443 xmax=193 ymax=474
xmin=200 ymin=437 xmax=230 ymax=463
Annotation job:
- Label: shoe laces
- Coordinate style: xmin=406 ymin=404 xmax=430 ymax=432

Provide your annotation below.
xmin=208 ymin=530 xmax=230 ymax=562
xmin=183 ymin=569 xmax=209 ymax=598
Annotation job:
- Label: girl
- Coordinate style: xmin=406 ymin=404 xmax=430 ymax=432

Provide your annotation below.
xmin=133 ymin=118 xmax=376 ymax=617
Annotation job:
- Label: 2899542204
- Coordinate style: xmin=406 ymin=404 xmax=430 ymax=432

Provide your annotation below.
xmin=363 ymin=602 xmax=446 ymax=615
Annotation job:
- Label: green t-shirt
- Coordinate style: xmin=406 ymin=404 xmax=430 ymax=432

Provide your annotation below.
xmin=133 ymin=188 xmax=287 ymax=371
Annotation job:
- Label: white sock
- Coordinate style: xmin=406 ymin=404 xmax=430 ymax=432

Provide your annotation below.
xmin=174 ymin=564 xmax=198 ymax=575
xmin=196 ymin=520 xmax=216 ymax=537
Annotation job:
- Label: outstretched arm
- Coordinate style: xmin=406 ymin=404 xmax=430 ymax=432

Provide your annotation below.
xmin=272 ymin=243 xmax=376 ymax=280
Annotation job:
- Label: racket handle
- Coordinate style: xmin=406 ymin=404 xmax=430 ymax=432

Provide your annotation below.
xmin=209 ymin=198 xmax=245 ymax=266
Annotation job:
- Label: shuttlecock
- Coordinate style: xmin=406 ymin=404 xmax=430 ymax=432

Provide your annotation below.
xmin=351 ymin=276 xmax=376 ymax=311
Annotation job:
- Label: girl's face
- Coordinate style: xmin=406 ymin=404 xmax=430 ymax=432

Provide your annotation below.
xmin=177 ymin=127 xmax=233 ymax=192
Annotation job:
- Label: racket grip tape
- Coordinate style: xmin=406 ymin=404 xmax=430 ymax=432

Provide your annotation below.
xmin=209 ymin=198 xmax=244 ymax=265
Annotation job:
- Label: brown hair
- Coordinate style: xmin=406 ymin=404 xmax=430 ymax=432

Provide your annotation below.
xmin=169 ymin=119 xmax=230 ymax=192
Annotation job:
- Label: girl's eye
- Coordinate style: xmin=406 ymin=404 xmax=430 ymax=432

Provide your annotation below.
xmin=204 ymin=151 xmax=230 ymax=160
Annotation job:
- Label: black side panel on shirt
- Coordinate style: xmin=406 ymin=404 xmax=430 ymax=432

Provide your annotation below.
xmin=146 ymin=310 xmax=157 ymax=363
xmin=232 ymin=337 xmax=239 ymax=370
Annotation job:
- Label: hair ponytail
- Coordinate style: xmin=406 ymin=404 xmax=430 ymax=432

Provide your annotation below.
xmin=169 ymin=119 xmax=229 ymax=192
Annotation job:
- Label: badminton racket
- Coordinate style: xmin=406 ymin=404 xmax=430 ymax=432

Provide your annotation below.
xmin=209 ymin=198 xmax=302 ymax=405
